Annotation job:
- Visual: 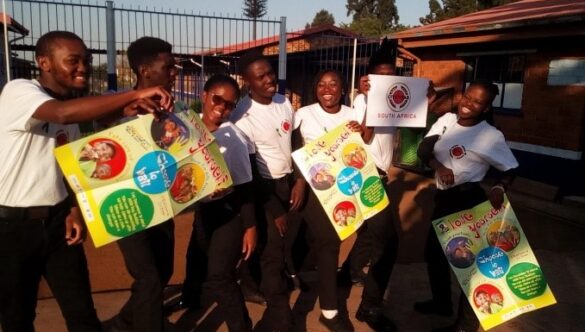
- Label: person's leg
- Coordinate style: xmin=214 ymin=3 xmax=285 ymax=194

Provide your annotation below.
xmin=181 ymin=213 xmax=208 ymax=309
xmin=204 ymin=216 xmax=251 ymax=332
xmin=345 ymin=224 xmax=371 ymax=285
xmin=360 ymin=205 xmax=398 ymax=307
xmin=150 ymin=220 xmax=175 ymax=287
xmin=257 ymin=179 xmax=293 ymax=331
xmin=303 ymin=192 xmax=341 ymax=311
xmin=0 ymin=217 xmax=44 ymax=332
xmin=117 ymin=228 xmax=165 ymax=332
xmin=357 ymin=203 xmax=398 ymax=331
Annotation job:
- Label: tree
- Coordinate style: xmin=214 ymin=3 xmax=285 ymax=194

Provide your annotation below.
xmin=420 ymin=0 xmax=521 ymax=25
xmin=242 ymin=0 xmax=268 ymax=39
xmin=345 ymin=0 xmax=399 ymax=37
xmin=309 ymin=9 xmax=335 ymax=28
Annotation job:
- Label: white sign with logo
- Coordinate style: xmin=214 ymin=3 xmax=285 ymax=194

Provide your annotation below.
xmin=365 ymin=75 xmax=429 ymax=128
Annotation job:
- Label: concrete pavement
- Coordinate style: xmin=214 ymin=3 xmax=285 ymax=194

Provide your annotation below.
xmin=29 ymin=168 xmax=585 ymax=331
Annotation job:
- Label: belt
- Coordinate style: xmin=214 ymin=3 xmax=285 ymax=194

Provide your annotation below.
xmin=0 ymin=199 xmax=68 ymax=220
xmin=0 ymin=205 xmax=51 ymax=220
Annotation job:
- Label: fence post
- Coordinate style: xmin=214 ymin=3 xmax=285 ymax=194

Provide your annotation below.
xmin=278 ymin=16 xmax=286 ymax=95
xmin=2 ymin=1 xmax=10 ymax=83
xmin=106 ymin=1 xmax=117 ymax=91
xmin=350 ymin=38 xmax=358 ymax=107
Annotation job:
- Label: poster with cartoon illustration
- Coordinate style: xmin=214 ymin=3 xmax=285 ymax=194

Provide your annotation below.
xmin=292 ymin=122 xmax=389 ymax=240
xmin=432 ymin=197 xmax=556 ymax=330
xmin=366 ymin=74 xmax=429 ymax=127
xmin=55 ymin=111 xmax=232 ymax=247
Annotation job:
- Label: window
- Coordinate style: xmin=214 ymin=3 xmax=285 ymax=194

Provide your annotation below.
xmin=464 ymin=55 xmax=526 ymax=115
xmin=548 ymin=59 xmax=585 ymax=86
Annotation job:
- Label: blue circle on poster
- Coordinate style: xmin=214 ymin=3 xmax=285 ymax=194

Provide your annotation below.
xmin=133 ymin=151 xmax=177 ymax=194
xmin=476 ymin=247 xmax=509 ymax=279
xmin=336 ymin=167 xmax=363 ymax=196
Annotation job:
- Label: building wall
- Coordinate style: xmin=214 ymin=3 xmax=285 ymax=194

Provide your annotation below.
xmin=411 ymin=38 xmax=585 ymax=154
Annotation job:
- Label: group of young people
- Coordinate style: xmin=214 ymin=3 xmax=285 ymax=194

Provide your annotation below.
xmin=0 ymin=30 xmax=518 ymax=332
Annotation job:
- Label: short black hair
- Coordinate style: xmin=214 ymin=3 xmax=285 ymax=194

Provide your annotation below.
xmin=468 ymin=79 xmax=499 ymax=104
xmin=127 ymin=37 xmax=172 ymax=74
xmin=203 ymin=74 xmax=241 ymax=100
xmin=236 ymin=50 xmax=270 ymax=77
xmin=35 ymin=31 xmax=85 ymax=58
xmin=367 ymin=38 xmax=397 ymax=74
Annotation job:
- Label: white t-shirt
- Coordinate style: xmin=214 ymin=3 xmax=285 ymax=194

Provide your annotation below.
xmin=0 ymin=79 xmax=80 ymax=207
xmin=214 ymin=121 xmax=255 ymax=186
xmin=354 ymin=94 xmax=396 ymax=171
xmin=230 ymin=94 xmax=294 ymax=179
xmin=426 ymin=112 xmax=518 ymax=190
xmin=294 ymin=103 xmax=354 ymax=144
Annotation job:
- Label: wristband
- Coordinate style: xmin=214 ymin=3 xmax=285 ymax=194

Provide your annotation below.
xmin=490 ymin=184 xmax=505 ymax=193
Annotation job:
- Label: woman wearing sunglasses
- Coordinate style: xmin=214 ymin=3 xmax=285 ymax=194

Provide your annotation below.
xmin=179 ymin=74 xmax=258 ymax=331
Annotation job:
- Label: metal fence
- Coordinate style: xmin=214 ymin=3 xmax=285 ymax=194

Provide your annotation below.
xmin=2 ymin=0 xmax=286 ymax=107
xmin=1 ymin=0 xmax=407 ymax=109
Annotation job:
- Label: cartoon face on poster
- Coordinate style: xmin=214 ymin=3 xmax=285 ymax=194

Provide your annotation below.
xmin=150 ymin=113 xmax=190 ymax=150
xmin=77 ymin=138 xmax=127 ymax=180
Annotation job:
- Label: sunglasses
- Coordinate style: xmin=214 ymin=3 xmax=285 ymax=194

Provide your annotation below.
xmin=211 ymin=94 xmax=237 ymax=111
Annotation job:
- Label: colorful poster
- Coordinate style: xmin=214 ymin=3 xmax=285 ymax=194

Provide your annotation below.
xmin=432 ymin=197 xmax=556 ymax=330
xmin=292 ymin=122 xmax=389 ymax=240
xmin=366 ymin=74 xmax=429 ymax=128
xmin=55 ymin=111 xmax=232 ymax=247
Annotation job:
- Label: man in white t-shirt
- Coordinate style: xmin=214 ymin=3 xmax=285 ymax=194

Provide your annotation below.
xmin=230 ymin=52 xmax=305 ymax=331
xmin=101 ymin=36 xmax=178 ymax=332
xmin=0 ymin=31 xmax=172 ymax=332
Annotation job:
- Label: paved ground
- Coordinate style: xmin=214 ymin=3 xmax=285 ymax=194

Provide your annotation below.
xmin=27 ymin=168 xmax=585 ymax=331
xmin=33 ymin=201 xmax=585 ymax=331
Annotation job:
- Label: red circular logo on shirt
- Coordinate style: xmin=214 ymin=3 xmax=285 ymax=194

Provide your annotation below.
xmin=281 ymin=120 xmax=291 ymax=133
xmin=450 ymin=145 xmax=466 ymax=159
xmin=386 ymin=83 xmax=411 ymax=112
xmin=55 ymin=129 xmax=69 ymax=146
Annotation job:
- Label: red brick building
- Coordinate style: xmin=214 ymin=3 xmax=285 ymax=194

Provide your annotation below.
xmin=389 ymin=0 xmax=585 ymax=195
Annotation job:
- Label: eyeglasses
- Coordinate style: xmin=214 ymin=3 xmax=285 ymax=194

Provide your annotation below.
xmin=211 ymin=94 xmax=237 ymax=111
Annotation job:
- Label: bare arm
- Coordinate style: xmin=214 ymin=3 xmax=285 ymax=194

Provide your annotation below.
xmin=32 ymin=86 xmax=173 ymax=124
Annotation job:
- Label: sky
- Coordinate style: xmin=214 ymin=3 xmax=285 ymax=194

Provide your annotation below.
xmin=111 ymin=0 xmax=427 ymax=30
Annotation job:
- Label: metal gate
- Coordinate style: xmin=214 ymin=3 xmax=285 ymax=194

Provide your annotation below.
xmin=2 ymin=0 xmax=285 ymax=107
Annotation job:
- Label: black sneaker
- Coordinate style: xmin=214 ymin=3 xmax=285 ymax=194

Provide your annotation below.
xmin=318 ymin=313 xmax=354 ymax=332
xmin=355 ymin=304 xmax=396 ymax=332
xmin=413 ymin=299 xmax=453 ymax=316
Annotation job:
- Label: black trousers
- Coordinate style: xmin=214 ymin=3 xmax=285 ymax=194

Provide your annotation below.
xmin=424 ymin=183 xmax=486 ymax=330
xmin=255 ymin=176 xmax=300 ymax=331
xmin=183 ymin=201 xmax=251 ymax=331
xmin=360 ymin=199 xmax=399 ymax=308
xmin=117 ymin=219 xmax=175 ymax=332
xmin=0 ymin=201 xmax=101 ymax=332
xmin=303 ymin=190 xmax=341 ymax=310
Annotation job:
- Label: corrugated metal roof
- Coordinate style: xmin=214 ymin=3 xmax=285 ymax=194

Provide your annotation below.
xmin=197 ymin=24 xmax=360 ymax=56
xmin=392 ymin=0 xmax=585 ymax=39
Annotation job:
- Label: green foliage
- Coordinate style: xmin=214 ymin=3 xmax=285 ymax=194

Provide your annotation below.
xmin=310 ymin=9 xmax=335 ymax=27
xmin=242 ymin=0 xmax=267 ymax=19
xmin=345 ymin=0 xmax=399 ymax=37
xmin=419 ymin=0 xmax=521 ymax=25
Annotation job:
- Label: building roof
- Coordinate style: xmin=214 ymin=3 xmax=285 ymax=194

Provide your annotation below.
xmin=198 ymin=24 xmax=358 ymax=56
xmin=0 ymin=12 xmax=29 ymax=35
xmin=391 ymin=0 xmax=585 ymax=40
